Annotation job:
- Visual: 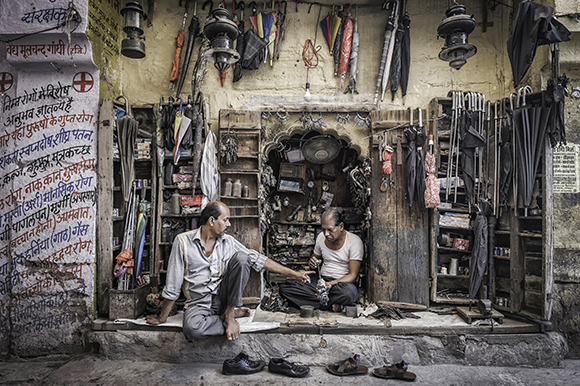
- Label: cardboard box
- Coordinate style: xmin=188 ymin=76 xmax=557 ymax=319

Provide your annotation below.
xmin=181 ymin=195 xmax=203 ymax=206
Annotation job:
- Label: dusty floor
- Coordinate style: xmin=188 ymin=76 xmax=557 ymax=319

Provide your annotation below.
xmin=0 ymin=355 xmax=579 ymax=386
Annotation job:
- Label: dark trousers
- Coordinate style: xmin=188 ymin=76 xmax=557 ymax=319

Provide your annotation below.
xmin=183 ymin=251 xmax=251 ymax=341
xmin=279 ymin=275 xmax=358 ymax=310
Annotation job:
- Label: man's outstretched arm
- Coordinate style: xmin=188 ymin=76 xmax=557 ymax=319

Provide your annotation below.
xmin=263 ymin=258 xmax=315 ymax=283
xmin=145 ymin=298 xmax=175 ymax=325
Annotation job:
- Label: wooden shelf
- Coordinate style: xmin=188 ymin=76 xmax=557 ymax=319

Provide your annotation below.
xmin=230 ymin=215 xmax=260 ymax=219
xmin=113 ymin=216 xmax=125 ymax=222
xmin=518 ymin=216 xmax=542 ymax=220
xmin=438 ymin=246 xmax=471 ymax=254
xmin=494 ymin=255 xmax=511 ymax=260
xmin=437 ymin=206 xmax=471 ymax=214
xmin=220 ymin=196 xmax=259 ymax=200
xmin=519 ymin=232 xmax=542 ymax=238
xmin=495 ymin=230 xmax=510 ymax=235
xmin=439 ymin=225 xmax=473 ymax=232
xmin=113 ymin=245 xmax=122 ymax=252
xmin=437 ymin=274 xmax=469 ymax=279
xmin=432 ymin=296 xmax=471 ymax=305
xmin=220 ymin=170 xmax=260 ymax=175
xmin=161 ymin=213 xmax=200 ymax=218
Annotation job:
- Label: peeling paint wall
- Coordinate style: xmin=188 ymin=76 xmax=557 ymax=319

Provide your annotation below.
xmin=0 ymin=0 xmax=99 ymax=357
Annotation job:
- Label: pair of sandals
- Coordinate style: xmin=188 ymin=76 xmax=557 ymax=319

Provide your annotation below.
xmin=326 ymin=355 xmax=416 ymax=381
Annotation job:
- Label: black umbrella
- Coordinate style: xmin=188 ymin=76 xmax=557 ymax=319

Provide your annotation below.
xmin=513 ymin=91 xmax=551 ymax=214
xmin=233 ymin=2 xmax=245 ymax=82
xmin=181 ymin=95 xmax=195 ymax=150
xmin=546 ymin=74 xmax=569 ymax=147
xmin=460 ymin=109 xmax=485 ymax=205
xmin=498 ymin=102 xmax=513 ymax=206
xmin=399 ymin=6 xmax=410 ymax=104
xmin=176 ymin=2 xmax=200 ymax=97
xmin=332 ymin=9 xmax=344 ymax=77
xmin=507 ymin=1 xmax=570 ymax=88
xmin=389 ymin=10 xmax=405 ymax=101
xmin=404 ymin=126 xmax=417 ymax=208
xmin=117 ymin=116 xmax=137 ymax=205
xmin=469 ymin=200 xmax=491 ymax=302
xmin=162 ymin=96 xmax=177 ymax=151
xmin=191 ymin=92 xmax=204 ymax=192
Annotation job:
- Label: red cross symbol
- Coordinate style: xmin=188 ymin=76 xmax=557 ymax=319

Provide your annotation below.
xmin=0 ymin=72 xmax=14 ymax=92
xmin=72 ymin=72 xmax=94 ymax=93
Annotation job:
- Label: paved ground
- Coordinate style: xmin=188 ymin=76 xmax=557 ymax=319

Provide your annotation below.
xmin=0 ymin=354 xmax=579 ymax=386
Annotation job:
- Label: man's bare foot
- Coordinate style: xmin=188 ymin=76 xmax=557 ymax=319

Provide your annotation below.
xmin=233 ymin=307 xmax=251 ymax=318
xmin=332 ymin=304 xmax=344 ymax=313
xmin=223 ymin=307 xmax=241 ymax=341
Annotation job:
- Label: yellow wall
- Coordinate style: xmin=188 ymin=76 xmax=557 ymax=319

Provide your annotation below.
xmin=87 ymin=0 xmax=122 ymax=99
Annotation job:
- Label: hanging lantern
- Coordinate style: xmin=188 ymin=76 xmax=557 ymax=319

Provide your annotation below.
xmin=203 ymin=7 xmax=240 ymax=85
xmin=437 ymin=4 xmax=476 ymax=70
xmin=120 ymin=1 xmax=147 ymax=59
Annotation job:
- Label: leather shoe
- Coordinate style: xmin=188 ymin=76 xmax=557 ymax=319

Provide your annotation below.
xmin=269 ymin=358 xmax=310 ymax=378
xmin=222 ymin=352 xmax=266 ymax=375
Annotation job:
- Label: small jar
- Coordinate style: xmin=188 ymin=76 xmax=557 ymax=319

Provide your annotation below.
xmin=232 ymin=179 xmax=242 ymax=197
xmin=223 ymin=178 xmax=233 ymax=197
xmin=171 ymin=191 xmax=181 ymax=215
xmin=242 ymin=185 xmax=249 ymax=198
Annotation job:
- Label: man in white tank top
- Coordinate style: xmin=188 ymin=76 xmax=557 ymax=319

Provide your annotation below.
xmin=279 ymin=209 xmax=364 ymax=312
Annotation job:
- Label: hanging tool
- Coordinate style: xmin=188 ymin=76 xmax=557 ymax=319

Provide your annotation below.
xmin=176 ymin=0 xmax=200 ymax=98
xmin=274 ymin=1 xmax=287 ymax=61
xmin=170 ymin=0 xmax=192 ymax=90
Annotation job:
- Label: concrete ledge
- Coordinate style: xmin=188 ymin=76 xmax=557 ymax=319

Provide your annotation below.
xmin=90 ymin=330 xmax=568 ymax=368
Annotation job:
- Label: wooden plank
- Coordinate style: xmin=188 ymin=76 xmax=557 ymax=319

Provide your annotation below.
xmin=219 ymin=110 xmax=261 ymax=129
xmin=543 ymin=139 xmax=554 ymax=321
xmin=510 ymin=209 xmax=524 ymax=313
xmin=394 ymin=125 xmax=429 ymax=306
xmin=369 ymin=145 xmax=399 ymax=302
xmin=456 ymin=306 xmax=504 ymax=324
xmin=371 ymin=109 xmax=426 ymax=130
xmin=377 ymin=301 xmax=428 ymax=311
xmin=97 ymin=99 xmax=114 ymax=315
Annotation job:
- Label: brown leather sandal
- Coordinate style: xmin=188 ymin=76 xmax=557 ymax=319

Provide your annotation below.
xmin=373 ymin=360 xmax=416 ymax=381
xmin=326 ymin=354 xmax=368 ymax=376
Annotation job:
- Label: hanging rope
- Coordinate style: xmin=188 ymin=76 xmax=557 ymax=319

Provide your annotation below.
xmin=302 ymin=5 xmax=322 ymax=84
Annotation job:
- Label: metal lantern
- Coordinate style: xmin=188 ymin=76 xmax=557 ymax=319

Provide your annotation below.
xmin=203 ymin=7 xmax=240 ymax=85
xmin=120 ymin=1 xmax=147 ymax=59
xmin=437 ymin=4 xmax=476 ymax=70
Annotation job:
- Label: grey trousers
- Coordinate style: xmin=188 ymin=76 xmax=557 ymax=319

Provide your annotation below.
xmin=182 ymin=251 xmax=251 ymax=341
xmin=279 ymin=275 xmax=358 ymax=310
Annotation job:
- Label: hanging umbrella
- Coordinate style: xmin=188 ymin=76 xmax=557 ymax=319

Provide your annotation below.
xmin=319 ymin=13 xmax=332 ymax=51
xmin=274 ymin=0 xmax=287 ymax=61
xmin=460 ymin=111 xmax=486 ymax=205
xmin=546 ymin=74 xmax=569 ymax=147
xmin=404 ymin=126 xmax=417 ymax=208
xmin=163 ymin=97 xmax=177 ymax=151
xmin=116 ymin=115 xmax=137 ymax=205
xmin=176 ymin=1 xmax=200 ymax=97
xmin=338 ymin=5 xmax=353 ymax=88
xmin=507 ymin=1 xmax=570 ymax=88
xmin=259 ymin=11 xmax=273 ymax=63
xmin=513 ymin=89 xmax=551 ymax=214
xmin=424 ymin=143 xmax=440 ymax=209
xmin=415 ymin=128 xmax=427 ymax=212
xmin=117 ymin=184 xmax=137 ymax=290
xmin=344 ymin=4 xmax=359 ymax=95
xmin=399 ymin=4 xmax=411 ymax=104
xmin=233 ymin=2 xmax=246 ymax=82
xmin=374 ymin=0 xmax=398 ymax=104
xmin=266 ymin=11 xmax=278 ymax=66
xmin=134 ymin=184 xmax=148 ymax=281
xmin=191 ymin=93 xmax=205 ymax=192
xmin=332 ymin=14 xmax=343 ymax=77
xmin=389 ymin=1 xmax=406 ymax=101
xmin=498 ymin=100 xmax=513 ymax=206
xmin=181 ymin=95 xmax=195 ymax=151
xmin=469 ymin=200 xmax=490 ymax=302
xmin=380 ymin=0 xmax=399 ymax=102
xmin=153 ymin=97 xmax=164 ymax=175
xmin=170 ymin=1 xmax=191 ymax=90
xmin=330 ymin=6 xmax=342 ymax=55
xmin=173 ymin=98 xmax=187 ymax=164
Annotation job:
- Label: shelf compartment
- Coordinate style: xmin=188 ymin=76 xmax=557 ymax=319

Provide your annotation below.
xmin=438 ymin=246 xmax=471 ymax=254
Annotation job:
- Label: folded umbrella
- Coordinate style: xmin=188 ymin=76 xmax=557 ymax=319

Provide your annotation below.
xmin=545 ymin=74 xmax=569 ymax=147
xmin=344 ymin=4 xmax=359 ymax=95
xmin=469 ymin=201 xmax=490 ymax=301
xmin=319 ymin=13 xmax=332 ymax=51
xmin=163 ymin=97 xmax=177 ymax=151
xmin=173 ymin=98 xmax=187 ymax=164
xmin=507 ymin=1 xmax=570 ymax=88
xmin=415 ymin=129 xmax=427 ymax=212
xmin=117 ymin=115 xmax=137 ymax=205
xmin=400 ymin=6 xmax=411 ymax=104
xmin=338 ymin=5 xmax=353 ymax=88
xmin=404 ymin=126 xmax=417 ymax=208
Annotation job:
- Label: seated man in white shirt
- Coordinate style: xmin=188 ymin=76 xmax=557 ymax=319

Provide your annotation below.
xmin=146 ymin=201 xmax=313 ymax=341
xmin=279 ymin=208 xmax=364 ymax=312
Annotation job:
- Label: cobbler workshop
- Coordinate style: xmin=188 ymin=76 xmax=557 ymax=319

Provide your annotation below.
xmin=2 ymin=0 xmax=580 ymax=368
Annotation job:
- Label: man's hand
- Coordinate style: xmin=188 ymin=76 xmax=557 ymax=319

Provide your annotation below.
xmin=145 ymin=314 xmax=167 ymax=325
xmin=294 ymin=270 xmax=315 ymax=283
xmin=325 ymin=280 xmax=336 ymax=291
xmin=309 ymin=256 xmax=321 ymax=269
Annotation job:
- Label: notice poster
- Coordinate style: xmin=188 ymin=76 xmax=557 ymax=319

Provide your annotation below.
xmin=553 ymin=144 xmax=580 ymax=193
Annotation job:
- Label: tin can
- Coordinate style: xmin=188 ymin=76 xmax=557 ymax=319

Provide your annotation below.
xmin=441 ymin=267 xmax=448 ymax=275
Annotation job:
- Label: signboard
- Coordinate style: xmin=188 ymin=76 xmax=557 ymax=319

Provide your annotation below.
xmin=553 ymin=144 xmax=580 ymax=193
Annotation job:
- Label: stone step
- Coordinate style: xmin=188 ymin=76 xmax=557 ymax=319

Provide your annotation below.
xmin=90 ymin=329 xmax=567 ymax=368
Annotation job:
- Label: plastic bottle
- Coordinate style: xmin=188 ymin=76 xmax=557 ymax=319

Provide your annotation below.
xmin=223 ymin=178 xmax=233 ymax=196
xmin=242 ymin=185 xmax=249 ymax=198
xmin=171 ymin=191 xmax=181 ymax=214
xmin=232 ymin=179 xmax=242 ymax=197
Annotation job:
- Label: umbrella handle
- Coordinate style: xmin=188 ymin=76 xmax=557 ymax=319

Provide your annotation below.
xmin=177 ymin=97 xmax=183 ymax=110
xmin=159 ymin=96 xmax=164 ymax=107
